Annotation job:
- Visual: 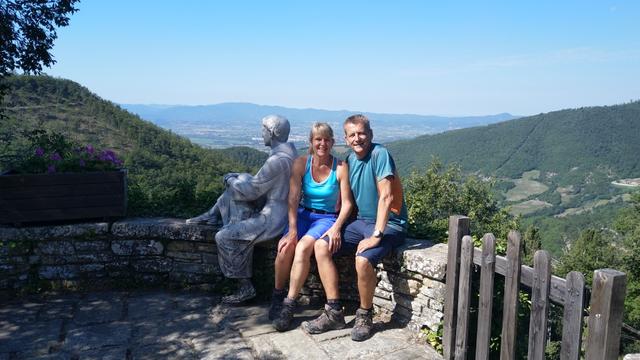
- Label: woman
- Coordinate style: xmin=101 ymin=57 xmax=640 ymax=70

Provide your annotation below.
xmin=270 ymin=122 xmax=353 ymax=331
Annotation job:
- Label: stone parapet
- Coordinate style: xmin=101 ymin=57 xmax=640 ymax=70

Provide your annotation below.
xmin=374 ymin=239 xmax=447 ymax=332
xmin=1 ymin=219 xmax=449 ymax=335
xmin=298 ymin=238 xmax=447 ymax=332
xmin=0 ymin=219 xmax=224 ymax=298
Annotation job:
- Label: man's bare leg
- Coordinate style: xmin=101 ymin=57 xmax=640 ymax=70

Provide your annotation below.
xmin=355 ymin=256 xmax=377 ymax=309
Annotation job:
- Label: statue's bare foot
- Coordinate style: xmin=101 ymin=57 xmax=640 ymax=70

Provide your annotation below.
xmin=186 ymin=213 xmax=220 ymax=225
xmin=221 ymin=282 xmax=256 ymax=304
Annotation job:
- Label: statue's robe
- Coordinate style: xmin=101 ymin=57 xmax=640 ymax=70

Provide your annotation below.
xmin=214 ymin=142 xmax=297 ymax=278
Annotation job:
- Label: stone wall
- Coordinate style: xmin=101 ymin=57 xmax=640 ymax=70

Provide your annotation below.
xmin=373 ymin=240 xmax=448 ymax=332
xmin=0 ymin=218 xmax=448 ymax=332
xmin=0 ymin=219 xmax=224 ymax=298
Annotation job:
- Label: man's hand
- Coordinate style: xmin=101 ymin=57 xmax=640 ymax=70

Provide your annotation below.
xmin=356 ymin=236 xmax=380 ymax=255
xmin=277 ymin=231 xmax=298 ymax=254
xmin=322 ymin=226 xmax=342 ymax=254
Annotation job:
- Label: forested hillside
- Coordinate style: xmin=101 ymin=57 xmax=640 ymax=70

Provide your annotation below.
xmin=0 ymin=75 xmax=266 ymax=216
xmin=388 ymin=102 xmax=640 ymax=181
xmin=388 ymin=101 xmax=640 ymax=253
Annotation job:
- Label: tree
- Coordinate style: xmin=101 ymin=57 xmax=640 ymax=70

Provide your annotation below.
xmin=0 ymin=0 xmax=79 ymax=105
xmin=522 ymin=225 xmax=542 ymax=266
xmin=403 ymin=159 xmax=518 ymax=242
xmin=613 ymin=191 xmax=640 ymax=352
xmin=556 ymin=228 xmax=619 ymax=284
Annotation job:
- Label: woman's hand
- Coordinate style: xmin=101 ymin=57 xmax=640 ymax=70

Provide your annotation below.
xmin=278 ymin=231 xmax=298 ymax=254
xmin=322 ymin=225 xmax=342 ymax=254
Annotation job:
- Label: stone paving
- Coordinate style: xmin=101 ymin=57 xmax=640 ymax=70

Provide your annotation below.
xmin=0 ymin=290 xmax=442 ymax=359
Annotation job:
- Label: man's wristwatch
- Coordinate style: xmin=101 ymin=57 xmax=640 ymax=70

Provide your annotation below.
xmin=372 ymin=229 xmax=383 ymax=239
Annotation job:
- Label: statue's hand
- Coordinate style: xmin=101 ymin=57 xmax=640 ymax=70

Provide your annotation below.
xmin=223 ymin=173 xmax=240 ymax=185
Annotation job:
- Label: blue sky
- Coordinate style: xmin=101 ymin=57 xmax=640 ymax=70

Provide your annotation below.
xmin=46 ymin=0 xmax=640 ymax=116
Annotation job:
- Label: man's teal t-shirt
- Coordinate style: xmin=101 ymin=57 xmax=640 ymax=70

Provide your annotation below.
xmin=346 ymin=143 xmax=408 ymax=232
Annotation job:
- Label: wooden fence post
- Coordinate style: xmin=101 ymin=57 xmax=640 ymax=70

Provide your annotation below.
xmin=443 ymin=215 xmax=470 ymax=360
xmin=500 ymin=230 xmax=522 ymax=360
xmin=454 ymin=235 xmax=474 ymax=360
xmin=528 ymin=250 xmax=551 ymax=360
xmin=561 ymin=271 xmax=585 ymax=360
xmin=475 ymin=233 xmax=496 ymax=360
xmin=585 ymin=269 xmax=627 ymax=360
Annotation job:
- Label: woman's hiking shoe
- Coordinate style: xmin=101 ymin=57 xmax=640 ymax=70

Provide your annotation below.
xmin=272 ymin=297 xmax=296 ymax=332
xmin=351 ymin=308 xmax=374 ymax=341
xmin=301 ymin=304 xmax=346 ymax=334
xmin=268 ymin=289 xmax=286 ymax=320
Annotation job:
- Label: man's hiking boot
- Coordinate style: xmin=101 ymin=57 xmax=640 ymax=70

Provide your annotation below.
xmin=268 ymin=289 xmax=286 ymax=320
xmin=351 ymin=307 xmax=374 ymax=341
xmin=272 ymin=297 xmax=296 ymax=332
xmin=301 ymin=304 xmax=346 ymax=334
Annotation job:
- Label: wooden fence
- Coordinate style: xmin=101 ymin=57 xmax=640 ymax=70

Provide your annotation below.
xmin=443 ymin=215 xmax=627 ymax=360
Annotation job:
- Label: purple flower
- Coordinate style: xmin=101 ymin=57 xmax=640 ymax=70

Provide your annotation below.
xmin=47 ymin=165 xmax=56 ymax=173
xmin=85 ymin=145 xmax=94 ymax=154
xmin=50 ymin=152 xmax=62 ymax=161
xmin=79 ymin=159 xmax=86 ymax=167
xmin=98 ymin=150 xmax=121 ymax=166
xmin=35 ymin=147 xmax=45 ymax=157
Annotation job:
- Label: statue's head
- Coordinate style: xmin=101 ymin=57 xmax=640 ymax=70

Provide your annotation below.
xmin=261 ymin=115 xmax=290 ymax=146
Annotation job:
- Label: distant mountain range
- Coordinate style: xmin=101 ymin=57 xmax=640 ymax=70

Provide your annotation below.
xmin=120 ymin=103 xmax=519 ymax=148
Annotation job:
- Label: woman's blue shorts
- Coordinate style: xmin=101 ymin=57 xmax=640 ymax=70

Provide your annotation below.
xmin=282 ymin=206 xmax=337 ymax=240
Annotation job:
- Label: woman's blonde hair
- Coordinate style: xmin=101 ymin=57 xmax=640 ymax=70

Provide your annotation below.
xmin=308 ymin=122 xmax=334 ymax=155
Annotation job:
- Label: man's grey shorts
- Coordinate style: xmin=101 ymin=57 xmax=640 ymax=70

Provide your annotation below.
xmin=322 ymin=219 xmax=406 ymax=266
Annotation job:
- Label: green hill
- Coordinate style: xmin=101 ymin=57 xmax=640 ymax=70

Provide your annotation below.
xmin=387 ymin=102 xmax=640 ymax=254
xmin=388 ymin=102 xmax=640 ymax=181
xmin=0 ymin=75 xmax=267 ymax=217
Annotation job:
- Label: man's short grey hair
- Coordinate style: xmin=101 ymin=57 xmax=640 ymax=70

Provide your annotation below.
xmin=344 ymin=114 xmax=372 ymax=134
xmin=262 ymin=115 xmax=290 ymax=143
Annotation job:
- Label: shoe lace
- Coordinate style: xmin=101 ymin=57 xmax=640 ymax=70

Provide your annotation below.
xmin=355 ymin=311 xmax=371 ymax=328
xmin=281 ymin=303 xmax=295 ymax=316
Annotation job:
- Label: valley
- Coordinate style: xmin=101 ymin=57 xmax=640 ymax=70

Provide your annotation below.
xmin=120 ymin=103 xmax=518 ymax=150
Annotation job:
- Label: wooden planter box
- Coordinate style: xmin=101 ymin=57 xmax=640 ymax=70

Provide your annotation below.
xmin=0 ymin=170 xmax=127 ymax=225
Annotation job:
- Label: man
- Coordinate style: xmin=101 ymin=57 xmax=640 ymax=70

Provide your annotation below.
xmin=302 ymin=114 xmax=408 ymax=341
xmin=187 ymin=115 xmax=297 ymax=303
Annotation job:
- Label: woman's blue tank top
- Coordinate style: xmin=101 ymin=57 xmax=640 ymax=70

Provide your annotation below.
xmin=300 ymin=156 xmax=340 ymax=213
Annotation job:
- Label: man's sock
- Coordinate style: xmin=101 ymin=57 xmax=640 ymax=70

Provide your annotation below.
xmin=327 ymin=299 xmax=342 ymax=311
